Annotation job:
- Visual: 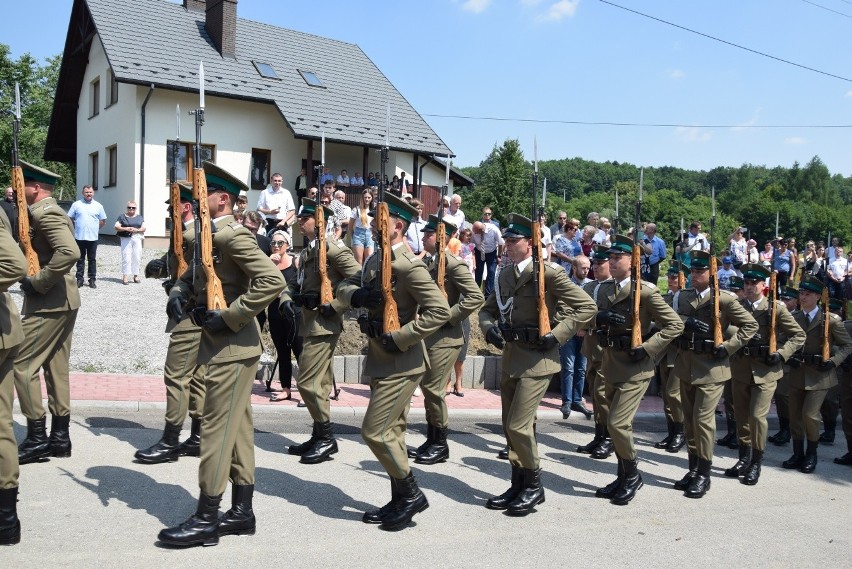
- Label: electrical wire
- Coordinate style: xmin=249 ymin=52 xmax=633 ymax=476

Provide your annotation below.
xmin=800 ymin=0 xmax=852 ymax=18
xmin=422 ymin=114 xmax=852 ymax=129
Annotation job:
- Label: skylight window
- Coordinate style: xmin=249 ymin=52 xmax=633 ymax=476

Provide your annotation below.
xmin=299 ymin=70 xmax=324 ymax=88
xmin=253 ymin=61 xmax=279 ymax=80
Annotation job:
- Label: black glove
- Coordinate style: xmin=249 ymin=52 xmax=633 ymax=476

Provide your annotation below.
xmin=537 ymin=333 xmax=559 ymax=351
xmin=685 ymin=317 xmax=710 ymax=334
xmin=765 ymin=352 xmax=783 ymax=366
xmin=350 ymin=287 xmax=382 ymax=309
xmin=819 ymin=360 xmax=836 ymax=371
xmin=380 ymin=333 xmax=401 ymax=353
xmin=166 ymin=297 xmax=185 ymax=322
xmin=788 ymin=357 xmax=802 ymax=368
xmin=751 ymin=333 xmax=762 ymax=343
xmin=485 ymin=326 xmax=505 ymax=350
xmin=202 ymin=310 xmax=228 ymax=332
xmin=278 ymin=300 xmax=296 ymax=321
xmin=294 ymin=292 xmax=320 ymax=310
xmin=19 ymin=278 xmax=36 ymax=295
xmin=318 ymin=303 xmax=337 ymax=318
xmin=713 ymin=345 xmax=728 ymax=360
xmin=162 ymin=279 xmax=175 ymax=295
xmin=596 ymin=310 xmax=626 ymax=327
xmin=628 ymin=346 xmax=648 ymax=362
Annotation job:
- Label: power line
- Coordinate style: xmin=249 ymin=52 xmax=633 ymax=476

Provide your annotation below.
xmin=800 ymin=0 xmax=852 ymax=17
xmin=598 ymin=0 xmax=852 ymax=83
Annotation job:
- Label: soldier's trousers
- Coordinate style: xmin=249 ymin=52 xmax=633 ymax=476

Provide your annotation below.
xmin=732 ymin=378 xmax=776 ymax=451
xmin=420 ymin=343 xmax=462 ymax=428
xmin=586 ymin=359 xmax=610 ymax=427
xmin=839 ymin=369 xmax=852 ymax=441
xmin=681 ymin=380 xmax=725 ymax=461
xmin=297 ymin=334 xmax=339 ymax=424
xmin=500 ymin=372 xmax=550 ymax=470
xmin=774 ymin=373 xmax=790 ymax=420
xmin=14 ymin=310 xmax=78 ymax=419
xmin=199 ymin=356 xmax=258 ymax=497
xmin=605 ymin=378 xmax=650 ymax=461
xmin=820 ymin=385 xmax=841 ymax=430
xmin=362 ymin=374 xmax=421 ymax=479
xmin=788 ymin=386 xmax=829 ymax=443
xmin=721 ymin=380 xmax=735 ymax=421
xmin=164 ymin=327 xmax=206 ymax=427
xmin=658 ymin=363 xmax=684 ymax=423
xmin=0 ymin=346 xmax=20 ymax=489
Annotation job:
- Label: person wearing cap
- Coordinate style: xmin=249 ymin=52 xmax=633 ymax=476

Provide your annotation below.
xmin=724 ymin=264 xmax=805 ymax=485
xmin=337 ymin=193 xmax=450 ymax=531
xmin=13 ymin=161 xmax=81 ymax=466
xmin=654 ymin=261 xmax=688 ymax=453
xmin=768 ymin=286 xmax=801 ymax=446
xmin=408 ymin=215 xmax=484 ymax=465
xmin=716 ymin=274 xmax=747 ymax=450
xmin=0 ymin=205 xmax=28 ymax=545
xmin=728 ymin=275 xmax=745 ymax=298
xmin=818 ymin=298 xmax=847 ymax=446
xmin=134 ymin=184 xmax=206 ymax=465
xmin=590 ymin=235 xmax=683 ymax=505
xmin=717 ymin=257 xmax=737 ymax=291
xmin=479 ymin=213 xmax=596 ymax=516
xmin=834 ymin=313 xmax=852 ymax=466
xmin=159 ymin=162 xmax=287 ymax=547
xmin=286 ymin=198 xmax=361 ymax=464
xmin=782 ymin=275 xmax=852 ymax=474
xmin=671 ymin=249 xmax=758 ymax=499
xmin=257 ymin=172 xmax=296 ymax=235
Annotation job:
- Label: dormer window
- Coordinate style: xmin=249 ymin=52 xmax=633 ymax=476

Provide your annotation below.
xmin=299 ymin=70 xmax=324 ymax=88
xmin=253 ymin=61 xmax=279 ymax=80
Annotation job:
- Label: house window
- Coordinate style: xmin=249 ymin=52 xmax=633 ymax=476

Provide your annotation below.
xmin=89 ymin=151 xmax=99 ymax=190
xmin=166 ymin=141 xmax=215 ymax=182
xmin=107 ymin=69 xmax=118 ymax=106
xmin=106 ymin=145 xmax=117 ymax=187
xmin=252 ymin=61 xmax=279 ymax=80
xmin=298 ymin=70 xmax=324 ymax=88
xmin=251 ymin=148 xmax=271 ymax=190
xmin=90 ymin=77 xmax=100 ymax=117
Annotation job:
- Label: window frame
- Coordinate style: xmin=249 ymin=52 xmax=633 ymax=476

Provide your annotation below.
xmin=298 ymin=69 xmax=325 ymax=88
xmin=89 ymin=151 xmax=99 ymax=191
xmin=105 ymin=145 xmax=118 ymax=187
xmin=165 ymin=141 xmax=216 ymax=183
xmin=89 ymin=77 xmax=100 ymax=118
xmin=106 ymin=69 xmax=118 ymax=107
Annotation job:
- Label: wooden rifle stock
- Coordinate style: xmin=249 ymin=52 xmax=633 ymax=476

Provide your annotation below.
xmin=677 ymin=270 xmax=685 ymax=291
xmin=531 ymin=221 xmax=551 ymax=336
xmin=768 ymin=271 xmax=778 ymax=353
xmin=192 ymin=168 xmax=225 ymax=310
xmin=376 ymin=202 xmax=400 ymax=333
xmin=169 ymin=182 xmax=188 ymax=277
xmin=316 ymin=206 xmax=333 ymax=305
xmin=11 ymin=166 xmax=39 ymax=276
xmin=435 ymin=220 xmax=447 ymax=299
xmin=631 ymin=241 xmax=642 ymax=349
xmin=822 ymin=287 xmax=830 ymax=361
xmin=710 ymin=255 xmax=723 ymax=347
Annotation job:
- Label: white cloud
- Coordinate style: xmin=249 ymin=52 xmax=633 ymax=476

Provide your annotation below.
xmin=785 ymin=137 xmax=807 ymax=145
xmin=675 ymin=126 xmax=712 ymax=143
xmin=846 ymin=90 xmax=852 ymax=97
xmin=668 ymin=69 xmax=685 ymax=79
xmin=461 ymin=0 xmax=492 ymax=13
xmin=537 ymin=0 xmax=580 ymax=22
xmin=520 ymin=0 xmax=545 ymax=5
xmin=731 ymin=107 xmax=762 ymax=132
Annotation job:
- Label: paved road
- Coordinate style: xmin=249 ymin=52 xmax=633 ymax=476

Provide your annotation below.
xmin=6 ymin=408 xmax=850 ymax=568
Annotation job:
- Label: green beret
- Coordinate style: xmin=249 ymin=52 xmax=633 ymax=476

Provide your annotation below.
xmin=383 ymin=192 xmax=418 ymax=225
xmin=667 ymin=261 xmax=687 ymax=276
xmin=423 ymin=214 xmax=457 ymax=237
xmin=502 ymin=213 xmax=533 ymax=239
xmin=728 ymin=276 xmax=744 ymax=291
xmin=741 ymin=263 xmax=770 ymax=281
xmin=164 ymin=182 xmax=194 ymax=204
xmin=690 ymin=250 xmax=711 ymax=269
xmin=799 ymin=275 xmax=825 ymax=294
xmin=297 ymin=197 xmax=334 ymax=220
xmin=591 ymin=244 xmax=610 ymax=260
xmin=202 ymin=161 xmax=248 ymax=197
xmin=20 ymin=159 xmax=60 ymax=186
xmin=778 ymin=286 xmax=799 ymax=300
xmin=607 ymin=234 xmax=633 ymax=255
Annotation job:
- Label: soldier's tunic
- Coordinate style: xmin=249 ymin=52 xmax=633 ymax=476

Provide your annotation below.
xmin=169 ymin=216 xmax=285 ymax=495
xmin=13 ymin=197 xmax=80 ymax=420
xmin=480 ymin=259 xmax=597 ymax=469
xmin=582 ymin=279 xmax=612 ymax=426
xmin=658 ymin=290 xmax=684 ymax=424
xmin=338 ymin=242 xmax=450 ymax=479
xmin=838 ymin=321 xmax=852 ymax=445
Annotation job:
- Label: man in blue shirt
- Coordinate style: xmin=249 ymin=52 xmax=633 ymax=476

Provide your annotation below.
xmin=642 ymin=223 xmax=667 ymax=284
xmin=66 ymin=185 xmax=106 ymax=288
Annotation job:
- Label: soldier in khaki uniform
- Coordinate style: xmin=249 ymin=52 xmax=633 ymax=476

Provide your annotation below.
xmin=672 ymin=250 xmax=758 ymax=498
xmin=13 ymin=161 xmax=80 ymax=465
xmin=782 ymin=275 xmax=852 ymax=473
xmin=768 ymin=286 xmax=800 ymax=445
xmin=833 ymin=318 xmax=852 ymax=465
xmin=480 ymin=214 xmax=596 ymax=516
xmin=654 ymin=262 xmax=687 ymax=452
xmin=0 ymin=207 xmax=28 ymax=545
xmin=725 ymin=264 xmax=805 ymax=485
xmin=410 ymin=215 xmax=484 ymax=465
xmin=288 ymin=198 xmax=361 ymax=464
xmin=337 ymin=193 xmax=450 ymax=531
xmin=159 ymin=163 xmax=286 ymax=547
xmin=592 ymin=235 xmax=683 ymax=505
xmin=135 ymin=184 xmax=206 ymax=464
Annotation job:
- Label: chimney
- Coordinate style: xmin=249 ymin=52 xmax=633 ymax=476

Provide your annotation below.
xmin=206 ymin=0 xmax=237 ymax=58
xmin=183 ymin=0 xmax=205 ymax=12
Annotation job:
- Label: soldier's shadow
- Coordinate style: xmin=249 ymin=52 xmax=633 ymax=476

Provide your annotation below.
xmin=83 ymin=416 xmax=152 ymax=448
xmin=255 ymin=466 xmax=372 ymax=521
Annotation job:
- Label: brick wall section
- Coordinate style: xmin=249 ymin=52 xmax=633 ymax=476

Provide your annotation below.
xmin=206 ymin=0 xmax=237 ymax=58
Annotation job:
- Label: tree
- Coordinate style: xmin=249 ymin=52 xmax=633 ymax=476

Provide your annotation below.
xmin=460 ymin=139 xmax=535 ymax=226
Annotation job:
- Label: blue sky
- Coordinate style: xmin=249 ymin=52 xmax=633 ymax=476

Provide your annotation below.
xmin=7 ymin=0 xmax=852 ymax=176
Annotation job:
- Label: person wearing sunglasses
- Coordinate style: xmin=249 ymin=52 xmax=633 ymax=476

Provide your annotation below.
xmin=114 ymin=201 xmax=146 ymax=284
xmin=266 ymin=231 xmax=302 ymax=403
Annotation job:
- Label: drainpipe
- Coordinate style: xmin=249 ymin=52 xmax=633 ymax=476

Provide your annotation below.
xmin=139 ymin=84 xmax=155 ymax=217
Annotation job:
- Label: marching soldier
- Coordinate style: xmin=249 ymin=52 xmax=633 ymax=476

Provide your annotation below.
xmin=159 ymin=162 xmax=286 ymax=547
xmin=13 ymin=161 xmax=80 ymax=464
xmin=818 ymin=298 xmax=846 ymax=445
xmin=654 ymin=261 xmax=687 ymax=452
xmin=782 ymin=275 xmax=852 ymax=473
xmin=768 ymin=286 xmax=800 ymax=445
xmin=337 ymin=193 xmax=450 ymax=531
xmin=480 ymin=214 xmax=596 ymax=516
xmin=135 ymin=184 xmax=206 ymax=464
xmin=716 ymin=273 xmax=745 ymax=451
xmin=0 ymin=207 xmax=28 ymax=545
xmin=724 ymin=264 xmax=805 ymax=485
xmin=410 ymin=215 xmax=484 ymax=464
xmin=287 ymin=198 xmax=360 ymax=464
xmin=672 ymin=250 xmax=758 ymax=498
xmin=833 ymin=316 xmax=852 ymax=465
xmin=592 ymin=235 xmax=683 ymax=505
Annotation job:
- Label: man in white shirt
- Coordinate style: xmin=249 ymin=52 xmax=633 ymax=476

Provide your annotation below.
xmin=472 ymin=220 xmax=504 ymax=296
xmin=329 ymin=190 xmax=352 ymax=237
xmin=827 ymin=237 xmax=841 ymax=263
xmin=683 ymin=221 xmax=710 ymax=253
xmin=257 ymin=172 xmax=296 ymax=235
xmin=717 ymin=257 xmax=738 ymax=290
xmin=336 ymin=170 xmax=350 ymax=188
xmin=828 ymin=246 xmax=848 ymax=299
xmin=444 ymin=194 xmax=466 ymax=231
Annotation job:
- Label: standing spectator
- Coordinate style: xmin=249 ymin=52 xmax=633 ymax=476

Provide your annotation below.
xmin=760 ymin=241 xmax=774 ymax=267
xmin=827 ymin=237 xmax=842 ymax=263
xmin=444 ymin=193 xmax=466 ymax=231
xmin=350 ymin=171 xmax=364 ymax=187
xmin=746 ymin=239 xmax=759 ymax=264
xmin=457 ymin=227 xmax=475 ymax=275
xmin=242 ymin=211 xmax=272 ymax=256
xmin=684 ymin=221 xmax=710 ymax=252
xmin=266 ymin=230 xmax=303 ymax=402
xmin=717 ymin=257 xmax=737 ymax=290
xmin=294 ymin=168 xmax=309 ymax=201
xmin=482 ymin=206 xmax=500 ymax=228
xmin=552 ymin=220 xmax=581 ymax=273
xmin=559 ymin=255 xmax=593 ymax=420
xmin=550 ymin=211 xmax=567 ymax=237
xmin=114 ymin=201 xmax=145 ymax=284
xmin=828 ymin=246 xmax=848 ymax=300
xmin=580 ymin=224 xmax=597 ymax=258
xmin=398 ymin=171 xmax=411 ymax=193
xmin=67 ymin=184 xmax=106 ymax=288
xmin=336 ymin=169 xmax=350 ymax=188
xmin=538 ymin=212 xmax=552 ymax=260
xmin=728 ymin=227 xmax=748 ymax=270
xmin=235 ymin=191 xmax=248 ymax=217
xmin=803 ymin=242 xmax=828 ymax=282
xmin=257 ymin=172 xmax=296 ymax=235
xmin=471 ymin=220 xmax=503 ymax=296
xmin=598 ymin=217 xmax=612 ymax=243
xmin=0 ymin=187 xmax=18 ymax=241
xmin=773 ymin=238 xmax=794 ymax=289
xmin=318 ymin=167 xmax=334 ymax=185
xmin=330 ymin=190 xmax=352 ymax=238
xmin=350 ymin=189 xmax=374 ymax=266
xmin=404 ymin=199 xmax=427 ymax=260
xmin=642 ymin=222 xmax=667 ymax=283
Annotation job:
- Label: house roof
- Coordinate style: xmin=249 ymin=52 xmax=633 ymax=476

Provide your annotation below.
xmin=45 ymin=0 xmax=452 ymax=163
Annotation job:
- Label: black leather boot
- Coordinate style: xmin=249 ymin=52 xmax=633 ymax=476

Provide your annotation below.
xmin=158 ymin=493 xmax=222 ymax=547
xmin=724 ymin=445 xmax=751 ymax=477
xmin=300 ymin=421 xmax=338 ymax=464
xmin=379 ymin=472 xmax=429 ymax=530
xmin=218 ymin=484 xmax=256 ymax=537
xmin=799 ymin=440 xmax=818 ymax=473
xmin=497 ymin=446 xmax=509 ymax=459
xmin=135 ymin=422 xmax=182 ymax=464
xmin=288 ymin=423 xmax=319 ymax=456
xmin=0 ymin=487 xmax=20 ymax=546
xmin=769 ymin=418 xmax=790 ymax=446
xmin=741 ymin=449 xmax=763 ymax=485
xmin=178 ymin=418 xmax=201 ymax=457
xmin=363 ymin=478 xmax=399 ymax=524
xmin=684 ymin=457 xmax=712 ymax=498
xmin=577 ymin=423 xmax=605 ymax=454
xmin=654 ymin=417 xmax=674 ymax=449
xmin=595 ymin=456 xmax=624 ymax=499
xmin=717 ymin=419 xmax=738 ymax=449
xmin=782 ymin=439 xmax=805 ymax=469
xmin=408 ymin=424 xmax=435 ymax=459
xmin=590 ymin=427 xmax=613 ymax=460
xmin=18 ymin=416 xmax=51 ymax=465
xmin=49 ymin=414 xmax=72 ymax=457
xmin=486 ymin=465 xmax=523 ymax=510
xmin=674 ymin=453 xmax=698 ymax=490
xmin=415 ymin=426 xmax=449 ymax=465
xmin=666 ymin=422 xmax=686 ymax=453
xmin=611 ymin=458 xmax=643 ymax=505
xmin=834 ymin=438 xmax=852 ymax=465
xmin=819 ymin=425 xmax=835 ymax=445
xmin=506 ymin=467 xmax=545 ymax=516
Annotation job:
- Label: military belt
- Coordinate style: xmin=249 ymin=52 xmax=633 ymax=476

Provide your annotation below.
xmin=499 ymin=323 xmax=539 ymax=344
xmin=740 ymin=344 xmax=770 ymax=358
xmin=676 ymin=337 xmax=715 ymax=354
xmin=358 ymin=315 xmax=383 ymax=338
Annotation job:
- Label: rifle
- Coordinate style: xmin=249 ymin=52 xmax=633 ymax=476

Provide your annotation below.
xmin=169 ymin=105 xmax=188 ymax=278
xmin=10 ymin=82 xmax=39 ymax=275
xmin=614 ymin=187 xmax=619 ymax=234
xmin=676 ymin=217 xmax=685 ymax=289
xmin=435 ymin=156 xmax=450 ymax=299
xmin=631 ymin=169 xmax=643 ymax=349
xmin=710 ymin=187 xmax=723 ymax=347
xmin=822 ymin=287 xmax=830 ymax=362
xmin=315 ymin=202 xmax=333 ymax=305
xmin=190 ymin=62 xmax=225 ymax=310
xmin=531 ymin=138 xmax=551 ymax=336
xmin=768 ymin=271 xmax=778 ymax=353
xmin=376 ymin=114 xmax=399 ymax=333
